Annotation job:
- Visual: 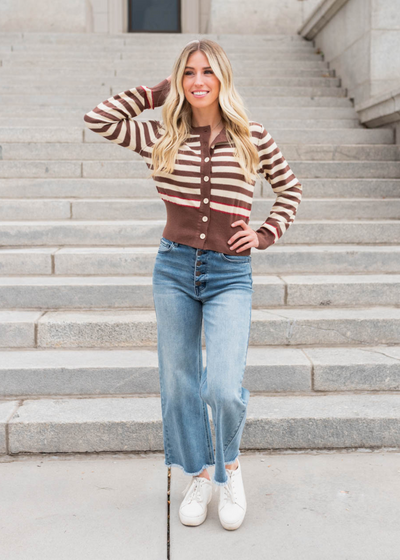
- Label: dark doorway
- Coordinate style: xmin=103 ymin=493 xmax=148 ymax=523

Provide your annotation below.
xmin=128 ymin=0 xmax=181 ymax=32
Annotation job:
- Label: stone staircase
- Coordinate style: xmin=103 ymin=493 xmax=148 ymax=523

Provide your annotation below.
xmin=1 ymin=32 xmax=400 ymax=456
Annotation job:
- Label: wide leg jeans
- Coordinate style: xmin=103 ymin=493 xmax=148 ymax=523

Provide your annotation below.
xmin=152 ymin=237 xmax=253 ymax=486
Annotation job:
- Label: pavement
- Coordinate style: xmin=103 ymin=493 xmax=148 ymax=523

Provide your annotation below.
xmin=1 ymin=449 xmax=399 ymax=560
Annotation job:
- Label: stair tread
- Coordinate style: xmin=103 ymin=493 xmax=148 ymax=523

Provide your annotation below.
xmin=1 ymin=345 xmax=399 ymax=367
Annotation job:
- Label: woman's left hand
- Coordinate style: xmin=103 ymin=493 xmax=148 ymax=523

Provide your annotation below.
xmin=227 ymin=220 xmax=260 ymax=253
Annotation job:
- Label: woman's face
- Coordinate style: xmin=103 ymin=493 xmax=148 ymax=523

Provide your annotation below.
xmin=182 ymin=50 xmax=221 ymax=109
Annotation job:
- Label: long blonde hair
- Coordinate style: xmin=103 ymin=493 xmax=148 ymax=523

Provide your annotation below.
xmin=149 ymin=38 xmax=260 ymax=184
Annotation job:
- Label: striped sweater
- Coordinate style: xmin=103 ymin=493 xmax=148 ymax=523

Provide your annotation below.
xmin=83 ymin=78 xmax=302 ymax=256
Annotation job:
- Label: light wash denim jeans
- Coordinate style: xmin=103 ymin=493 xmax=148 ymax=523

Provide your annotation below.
xmin=152 ymin=236 xmax=253 ymax=487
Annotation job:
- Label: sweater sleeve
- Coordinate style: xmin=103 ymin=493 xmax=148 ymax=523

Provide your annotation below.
xmin=254 ymin=124 xmax=302 ymax=250
xmin=83 ymin=78 xmax=171 ymax=155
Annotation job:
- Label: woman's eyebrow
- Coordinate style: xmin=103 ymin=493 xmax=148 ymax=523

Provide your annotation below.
xmin=184 ymin=66 xmax=212 ymax=69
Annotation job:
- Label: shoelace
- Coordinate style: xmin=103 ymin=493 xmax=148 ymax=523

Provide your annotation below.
xmin=219 ymin=469 xmax=237 ymax=504
xmin=181 ymin=477 xmax=205 ymax=503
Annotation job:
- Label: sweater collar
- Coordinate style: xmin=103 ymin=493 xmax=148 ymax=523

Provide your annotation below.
xmin=190 ymin=124 xmax=228 ymax=145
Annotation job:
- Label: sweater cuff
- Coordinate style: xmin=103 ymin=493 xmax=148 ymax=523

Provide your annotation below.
xmin=149 ymin=78 xmax=171 ymax=109
xmin=255 ymin=228 xmax=276 ymax=250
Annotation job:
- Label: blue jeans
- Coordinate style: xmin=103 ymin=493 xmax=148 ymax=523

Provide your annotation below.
xmin=152 ymin=237 xmax=253 ymax=486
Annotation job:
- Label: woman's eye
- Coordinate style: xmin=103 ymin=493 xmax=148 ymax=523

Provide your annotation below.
xmin=184 ymin=70 xmax=213 ymax=75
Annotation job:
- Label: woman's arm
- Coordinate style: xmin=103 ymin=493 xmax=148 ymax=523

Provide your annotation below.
xmin=83 ymin=78 xmax=171 ymax=155
xmin=255 ymin=124 xmax=303 ymax=250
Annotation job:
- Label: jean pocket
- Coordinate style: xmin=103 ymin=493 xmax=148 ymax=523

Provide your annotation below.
xmin=220 ymin=252 xmax=251 ymax=263
xmin=158 ymin=237 xmax=175 ymax=253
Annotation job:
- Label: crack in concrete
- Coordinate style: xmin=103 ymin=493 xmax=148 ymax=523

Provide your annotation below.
xmin=296 ymin=323 xmax=368 ymax=345
xmin=358 ymin=348 xmax=400 ymax=364
xmin=260 ymin=310 xmax=370 ymax=345
xmin=287 ymin=319 xmax=297 ymax=342
xmin=110 ymin=374 xmax=142 ymax=392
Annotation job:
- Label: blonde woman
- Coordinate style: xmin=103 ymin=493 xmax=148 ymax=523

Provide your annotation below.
xmin=84 ymin=38 xmax=302 ymax=531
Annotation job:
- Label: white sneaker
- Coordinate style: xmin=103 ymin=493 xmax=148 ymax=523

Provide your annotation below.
xmin=179 ymin=475 xmax=213 ymax=526
xmin=218 ymin=459 xmax=247 ymax=530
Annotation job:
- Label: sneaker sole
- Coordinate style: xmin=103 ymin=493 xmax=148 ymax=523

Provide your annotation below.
xmin=219 ymin=502 xmax=247 ymax=531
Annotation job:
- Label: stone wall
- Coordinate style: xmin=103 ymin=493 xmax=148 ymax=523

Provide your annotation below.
xmin=209 ymin=0 xmax=321 ymax=35
xmin=299 ymin=0 xmax=400 ymax=105
xmin=0 ymin=0 xmax=87 ymax=32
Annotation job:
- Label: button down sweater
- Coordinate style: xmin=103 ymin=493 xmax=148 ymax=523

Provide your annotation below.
xmin=83 ymin=78 xmax=302 ymax=256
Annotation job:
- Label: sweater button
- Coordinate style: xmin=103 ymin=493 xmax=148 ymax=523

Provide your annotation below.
xmin=204 ymin=176 xmax=209 ymax=181
xmin=204 ymin=157 xmax=210 ymax=162
xmin=200 ymin=233 xmax=206 ymax=239
xmin=203 ymin=198 xmax=209 ymax=204
xmin=202 ymin=216 xmax=208 ymax=222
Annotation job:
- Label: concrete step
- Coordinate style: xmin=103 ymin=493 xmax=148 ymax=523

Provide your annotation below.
xmin=3 ymin=67 xmax=334 ymax=80
xmin=0 ymin=96 xmax=353 ymax=110
xmin=0 ymin=51 xmax=324 ymax=64
xmin=0 ymin=77 xmax=341 ymax=94
xmin=0 ymin=38 xmax=310 ymax=49
xmin=6 ymin=392 xmax=400 ymax=454
xmin=0 ymin=178 xmax=397 ymax=200
xmin=2 ymin=49 xmax=314 ymax=60
xmin=1 ymin=306 xmax=400 ymax=349
xmin=0 ymin=72 xmax=334 ymax=85
xmin=0 ymin=60 xmax=329 ymax=76
xmin=0 ymin=310 xmax=42 ymax=348
xmin=0 ymin=61 xmax=331 ymax=83
xmin=6 ymin=69 xmax=328 ymax=83
xmin=4 ymin=129 xmax=390 ymax=148
xmin=0 ymin=248 xmax=56 ymax=275
xmin=0 ymin=34 xmax=306 ymax=45
xmin=0 ymin=88 xmax=348 ymax=107
xmin=3 ymin=143 xmax=398 ymax=163
xmin=1 ymin=54 xmax=324 ymax=70
xmin=2 ymin=40 xmax=310 ymax=52
xmin=0 ymin=42 xmax=316 ymax=54
xmin=1 ymin=345 xmax=400 ymax=398
xmin=120 ymin=44 xmax=318 ymax=54
xmin=2 ymin=160 xmax=399 ymax=179
xmin=0 ymin=274 xmax=399 ymax=310
xmin=1 ymin=198 xmax=399 ymax=221
xmin=1 ymin=245 xmax=400 ymax=276
xmin=0 ymin=31 xmax=305 ymax=41
xmin=5 ymin=114 xmax=371 ymax=131
xmin=1 ymin=44 xmax=316 ymax=56
xmin=4 ymin=128 xmax=389 ymax=146
xmin=0 ymin=220 xmax=400 ymax=247
xmin=92 ymin=160 xmax=399 ymax=179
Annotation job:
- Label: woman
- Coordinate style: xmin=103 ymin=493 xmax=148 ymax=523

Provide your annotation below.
xmin=84 ymin=38 xmax=302 ymax=531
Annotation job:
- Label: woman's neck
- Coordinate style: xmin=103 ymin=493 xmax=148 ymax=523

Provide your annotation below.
xmin=191 ymin=109 xmax=222 ymax=130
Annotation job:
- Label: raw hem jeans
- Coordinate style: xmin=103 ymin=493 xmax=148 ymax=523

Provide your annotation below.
xmin=152 ymin=237 xmax=253 ymax=487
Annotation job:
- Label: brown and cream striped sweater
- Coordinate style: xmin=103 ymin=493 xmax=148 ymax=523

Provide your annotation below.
xmin=83 ymin=78 xmax=302 ymax=256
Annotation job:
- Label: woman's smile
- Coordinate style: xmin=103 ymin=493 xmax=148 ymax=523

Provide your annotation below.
xmin=192 ymin=91 xmax=209 ymax=97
